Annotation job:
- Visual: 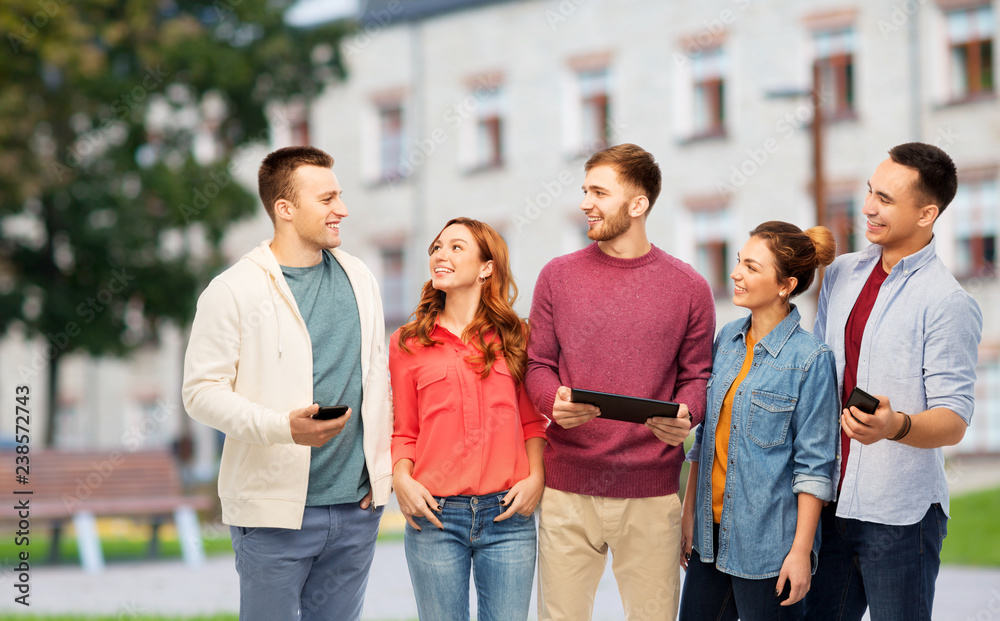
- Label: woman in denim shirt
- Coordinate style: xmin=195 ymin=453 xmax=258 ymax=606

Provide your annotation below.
xmin=679 ymin=221 xmax=840 ymax=621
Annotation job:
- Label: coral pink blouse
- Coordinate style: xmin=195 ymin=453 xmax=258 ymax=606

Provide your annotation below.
xmin=389 ymin=323 xmax=547 ymax=497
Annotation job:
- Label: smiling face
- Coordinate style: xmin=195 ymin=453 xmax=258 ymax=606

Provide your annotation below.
xmin=863 ymin=158 xmax=936 ymax=255
xmin=731 ymin=236 xmax=790 ymax=313
xmin=580 ymin=165 xmax=634 ymax=242
xmin=428 ymin=223 xmax=493 ymax=293
xmin=284 ymin=165 xmax=348 ymax=251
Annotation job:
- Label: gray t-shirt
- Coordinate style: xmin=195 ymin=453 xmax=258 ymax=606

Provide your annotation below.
xmin=282 ymin=251 xmax=369 ymax=505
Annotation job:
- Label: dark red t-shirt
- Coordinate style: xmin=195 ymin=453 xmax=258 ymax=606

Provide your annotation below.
xmin=839 ymin=260 xmax=889 ymax=494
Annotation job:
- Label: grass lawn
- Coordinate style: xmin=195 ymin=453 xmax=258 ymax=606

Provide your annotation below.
xmin=0 ymin=526 xmax=234 ymax=568
xmin=0 ymin=517 xmax=407 ymax=569
xmin=941 ymin=485 xmax=1000 ymax=566
xmin=0 ymin=610 xmax=417 ymax=620
xmin=0 ymin=483 xmax=992 ymax=621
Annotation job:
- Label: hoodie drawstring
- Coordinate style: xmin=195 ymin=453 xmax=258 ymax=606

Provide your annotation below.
xmin=267 ymin=275 xmax=283 ymax=358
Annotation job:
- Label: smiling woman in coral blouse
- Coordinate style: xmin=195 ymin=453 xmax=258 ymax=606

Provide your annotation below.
xmin=389 ymin=217 xmax=547 ymax=621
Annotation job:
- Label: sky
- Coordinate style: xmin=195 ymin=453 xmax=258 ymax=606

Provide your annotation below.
xmin=285 ymin=0 xmax=359 ymax=26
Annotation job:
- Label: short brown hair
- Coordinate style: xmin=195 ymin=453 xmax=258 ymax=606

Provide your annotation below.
xmin=749 ymin=221 xmax=836 ymax=298
xmin=585 ymin=143 xmax=662 ymax=211
xmin=258 ymin=146 xmax=334 ymax=222
xmin=888 ymin=142 xmax=958 ymax=214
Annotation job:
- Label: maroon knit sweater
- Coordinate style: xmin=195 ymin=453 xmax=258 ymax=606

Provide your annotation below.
xmin=526 ymin=243 xmax=715 ymax=498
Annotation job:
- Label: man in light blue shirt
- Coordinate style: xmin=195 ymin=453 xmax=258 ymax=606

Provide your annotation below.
xmin=805 ymin=143 xmax=983 ymax=621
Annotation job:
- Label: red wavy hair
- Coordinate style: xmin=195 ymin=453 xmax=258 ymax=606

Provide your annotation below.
xmin=397 ymin=218 xmax=529 ymax=385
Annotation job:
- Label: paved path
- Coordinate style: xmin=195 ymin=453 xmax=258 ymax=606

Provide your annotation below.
xmin=2 ymin=539 xmax=999 ymax=620
xmin=2 ymin=456 xmax=998 ymax=619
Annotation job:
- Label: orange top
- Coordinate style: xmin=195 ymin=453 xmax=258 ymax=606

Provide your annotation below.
xmin=389 ymin=323 xmax=548 ymax=497
xmin=712 ymin=330 xmax=756 ymax=523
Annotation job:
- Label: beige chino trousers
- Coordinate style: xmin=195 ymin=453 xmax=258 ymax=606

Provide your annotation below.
xmin=537 ymin=487 xmax=682 ymax=620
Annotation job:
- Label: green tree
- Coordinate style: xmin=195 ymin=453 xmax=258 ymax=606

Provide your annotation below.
xmin=0 ymin=0 xmax=352 ymax=445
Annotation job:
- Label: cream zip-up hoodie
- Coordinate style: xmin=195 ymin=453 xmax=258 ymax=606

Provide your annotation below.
xmin=182 ymin=241 xmax=393 ymax=529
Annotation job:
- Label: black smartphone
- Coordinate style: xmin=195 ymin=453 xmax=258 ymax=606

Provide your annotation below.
xmin=313 ymin=405 xmax=349 ymax=420
xmin=845 ymin=387 xmax=879 ymax=415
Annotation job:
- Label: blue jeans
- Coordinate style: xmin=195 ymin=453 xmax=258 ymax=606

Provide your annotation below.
xmin=679 ymin=524 xmax=804 ymax=621
xmin=230 ymin=503 xmax=383 ymax=621
xmin=804 ymin=502 xmax=946 ymax=621
xmin=404 ymin=491 xmax=537 ymax=621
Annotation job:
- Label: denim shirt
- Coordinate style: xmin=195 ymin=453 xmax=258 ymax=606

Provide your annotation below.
xmin=688 ymin=307 xmax=839 ymax=579
xmin=814 ymin=237 xmax=983 ymax=525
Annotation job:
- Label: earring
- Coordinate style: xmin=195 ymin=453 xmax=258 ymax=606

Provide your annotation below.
xmin=779 ymin=292 xmax=785 ymax=297
xmin=477 ymin=275 xmax=487 ymax=284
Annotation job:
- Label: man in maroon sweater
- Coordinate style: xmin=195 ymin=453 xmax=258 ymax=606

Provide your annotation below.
xmin=527 ymin=143 xmax=715 ymax=620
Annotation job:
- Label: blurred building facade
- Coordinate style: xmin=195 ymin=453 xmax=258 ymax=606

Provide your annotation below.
xmin=310 ymin=0 xmax=1000 ymax=453
xmin=3 ymin=0 xmax=997 ymax=466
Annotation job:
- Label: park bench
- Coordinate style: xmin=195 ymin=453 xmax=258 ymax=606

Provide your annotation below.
xmin=0 ymin=449 xmax=215 ymax=573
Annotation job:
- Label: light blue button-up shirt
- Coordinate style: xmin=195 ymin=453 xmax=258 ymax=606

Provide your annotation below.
xmin=688 ymin=308 xmax=840 ymax=579
xmin=814 ymin=237 xmax=983 ymax=525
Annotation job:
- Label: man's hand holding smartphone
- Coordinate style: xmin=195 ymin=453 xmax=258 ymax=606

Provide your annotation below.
xmin=845 ymin=387 xmax=879 ymax=419
xmin=290 ymin=403 xmax=352 ymax=447
xmin=313 ymin=405 xmax=349 ymax=420
xmin=841 ymin=387 xmax=901 ymax=446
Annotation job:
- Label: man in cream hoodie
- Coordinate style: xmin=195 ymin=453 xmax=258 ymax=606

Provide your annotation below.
xmin=183 ymin=146 xmax=392 ymax=621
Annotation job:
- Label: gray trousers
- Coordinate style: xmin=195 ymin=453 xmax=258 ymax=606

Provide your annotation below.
xmin=230 ymin=503 xmax=383 ymax=621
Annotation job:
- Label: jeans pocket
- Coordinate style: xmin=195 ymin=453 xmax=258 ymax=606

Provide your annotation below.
xmin=237 ymin=525 xmax=258 ymax=540
xmin=933 ymin=503 xmax=948 ymax=541
xmin=406 ymin=515 xmax=427 ymax=532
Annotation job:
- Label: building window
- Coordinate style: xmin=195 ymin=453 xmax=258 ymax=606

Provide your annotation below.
xmin=692 ymin=47 xmax=726 ymax=138
xmin=380 ymin=246 xmax=408 ymax=327
xmin=290 ymin=118 xmax=310 ymax=146
xmin=474 ymin=87 xmax=504 ymax=169
xmin=578 ymin=68 xmax=610 ymax=152
xmin=952 ymin=177 xmax=998 ymax=279
xmin=827 ymin=197 xmax=859 ymax=255
xmin=966 ymin=357 xmax=1000 ymax=453
xmin=947 ymin=5 xmax=995 ymax=101
xmin=378 ymin=103 xmax=405 ymax=181
xmin=693 ymin=209 xmax=731 ymax=295
xmin=814 ymin=28 xmax=855 ymax=118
